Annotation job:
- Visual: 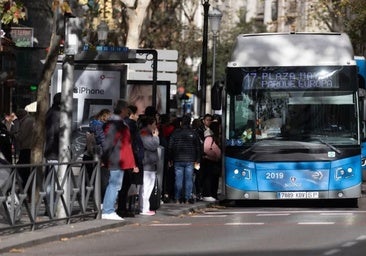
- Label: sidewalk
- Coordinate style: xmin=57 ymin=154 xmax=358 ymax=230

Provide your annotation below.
xmin=0 ymin=200 xmax=214 ymax=254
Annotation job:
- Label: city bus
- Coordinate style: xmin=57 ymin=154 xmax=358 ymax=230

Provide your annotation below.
xmin=223 ymin=33 xmax=364 ymax=205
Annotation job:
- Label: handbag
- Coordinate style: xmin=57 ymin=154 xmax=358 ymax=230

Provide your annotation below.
xmin=149 ymin=174 xmax=161 ymax=211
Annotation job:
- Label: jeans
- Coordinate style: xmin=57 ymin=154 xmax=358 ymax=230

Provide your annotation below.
xmin=102 ymin=169 xmax=124 ymax=214
xmin=174 ymin=162 xmax=194 ymax=201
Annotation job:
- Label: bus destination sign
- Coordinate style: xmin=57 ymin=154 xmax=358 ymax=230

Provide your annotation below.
xmin=242 ymin=68 xmax=339 ymax=90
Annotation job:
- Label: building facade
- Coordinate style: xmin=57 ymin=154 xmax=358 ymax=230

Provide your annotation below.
xmin=210 ymin=0 xmax=328 ymax=33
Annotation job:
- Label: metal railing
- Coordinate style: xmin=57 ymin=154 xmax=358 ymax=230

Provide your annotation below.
xmin=0 ymin=160 xmax=101 ymax=233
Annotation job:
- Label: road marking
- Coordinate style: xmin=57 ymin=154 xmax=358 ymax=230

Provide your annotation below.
xmin=320 ymin=213 xmax=354 ymax=216
xmin=323 ymin=249 xmax=341 ymax=255
xmin=192 ymin=215 xmax=228 ymax=218
xmin=256 ymin=213 xmax=290 ymax=216
xmin=225 ymin=222 xmax=265 ymax=226
xmin=298 ymin=222 xmax=335 ymax=225
xmin=341 ymin=241 xmax=357 ymax=247
xmin=208 ymin=210 xmax=366 ymax=215
xmin=356 ymin=235 xmax=366 ymax=241
xmin=149 ymin=223 xmax=192 ymax=227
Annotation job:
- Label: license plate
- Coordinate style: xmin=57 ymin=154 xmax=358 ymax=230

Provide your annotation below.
xmin=278 ymin=192 xmax=319 ymax=199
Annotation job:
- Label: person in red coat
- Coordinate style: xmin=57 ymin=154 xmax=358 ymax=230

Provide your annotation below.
xmin=101 ymin=100 xmax=139 ymax=220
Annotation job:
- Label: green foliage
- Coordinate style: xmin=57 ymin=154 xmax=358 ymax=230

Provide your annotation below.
xmin=76 ymin=0 xmax=106 ymax=46
xmin=140 ymin=0 xmax=202 ymax=93
xmin=210 ymin=8 xmax=267 ymax=86
xmin=0 ymin=0 xmax=26 ymax=24
xmin=140 ymin=4 xmax=267 ymax=94
xmin=341 ymin=0 xmax=366 ymax=55
xmin=312 ymin=0 xmax=366 ymax=55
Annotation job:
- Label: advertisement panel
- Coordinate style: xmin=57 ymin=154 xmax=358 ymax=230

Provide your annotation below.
xmin=52 ymin=64 xmax=127 ymax=129
xmin=125 ymin=80 xmax=170 ymax=115
xmin=51 ymin=64 xmax=127 ymax=158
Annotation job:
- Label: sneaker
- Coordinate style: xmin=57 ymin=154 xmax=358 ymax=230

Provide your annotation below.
xmin=102 ymin=212 xmax=125 ymax=220
xmin=202 ymin=197 xmax=216 ymax=202
xmin=117 ymin=210 xmax=135 ymax=218
xmin=140 ymin=210 xmax=156 ymax=216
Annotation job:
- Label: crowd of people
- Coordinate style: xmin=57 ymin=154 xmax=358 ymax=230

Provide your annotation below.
xmin=0 ymin=96 xmax=223 ymax=222
xmin=89 ymin=100 xmax=223 ymax=221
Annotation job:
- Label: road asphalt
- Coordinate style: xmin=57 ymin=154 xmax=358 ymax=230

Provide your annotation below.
xmin=1 ymin=183 xmax=365 ymax=253
xmin=0 ymin=201 xmax=214 ymax=254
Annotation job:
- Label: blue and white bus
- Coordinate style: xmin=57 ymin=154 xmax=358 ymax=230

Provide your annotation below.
xmin=223 ymin=33 xmax=363 ymax=205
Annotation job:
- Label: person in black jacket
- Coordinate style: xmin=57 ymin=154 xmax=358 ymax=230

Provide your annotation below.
xmin=0 ymin=121 xmax=12 ymax=163
xmin=116 ymin=105 xmax=144 ymax=217
xmin=44 ymin=93 xmax=61 ymax=162
xmin=168 ymin=115 xmax=201 ymax=204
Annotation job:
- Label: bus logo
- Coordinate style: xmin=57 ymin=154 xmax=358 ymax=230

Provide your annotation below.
xmin=328 ymin=151 xmax=336 ymax=157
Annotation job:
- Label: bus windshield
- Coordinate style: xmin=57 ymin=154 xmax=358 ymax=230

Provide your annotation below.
xmin=226 ymin=89 xmax=358 ymax=147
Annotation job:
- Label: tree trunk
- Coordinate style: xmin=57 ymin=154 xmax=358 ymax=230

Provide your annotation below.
xmin=31 ymin=2 xmax=62 ymax=164
xmin=125 ymin=0 xmax=151 ymax=48
xmin=31 ymin=34 xmax=61 ymax=164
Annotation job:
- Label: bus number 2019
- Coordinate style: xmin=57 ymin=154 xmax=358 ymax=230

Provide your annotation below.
xmin=265 ymin=172 xmax=284 ymax=180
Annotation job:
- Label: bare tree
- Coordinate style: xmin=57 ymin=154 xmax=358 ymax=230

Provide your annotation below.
xmin=122 ymin=0 xmax=152 ymax=48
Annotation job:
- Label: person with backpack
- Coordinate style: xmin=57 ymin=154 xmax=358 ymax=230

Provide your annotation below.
xmin=85 ymin=108 xmax=111 ymax=158
xmin=101 ymin=100 xmax=138 ymax=221
xmin=83 ymin=108 xmax=111 ymax=200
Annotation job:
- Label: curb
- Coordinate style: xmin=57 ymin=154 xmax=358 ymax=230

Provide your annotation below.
xmin=0 ymin=202 xmax=214 ymax=253
xmin=0 ymin=220 xmax=129 ymax=253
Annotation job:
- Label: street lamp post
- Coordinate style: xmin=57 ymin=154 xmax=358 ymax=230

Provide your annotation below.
xmin=200 ymin=0 xmax=210 ymax=117
xmin=97 ymin=21 xmax=109 ymax=46
xmin=209 ymin=8 xmax=222 ymax=96
xmin=209 ymin=8 xmax=222 ymax=115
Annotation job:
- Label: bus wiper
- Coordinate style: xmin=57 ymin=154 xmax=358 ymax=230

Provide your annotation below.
xmin=315 ymin=138 xmax=341 ymax=154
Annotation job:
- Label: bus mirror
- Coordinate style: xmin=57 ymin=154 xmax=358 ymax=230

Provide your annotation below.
xmin=211 ymin=80 xmax=223 ymax=110
xmin=363 ymin=99 xmax=366 ymax=121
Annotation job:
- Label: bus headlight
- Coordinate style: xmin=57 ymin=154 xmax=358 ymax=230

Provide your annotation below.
xmin=233 ymin=168 xmax=252 ymax=180
xmin=336 ymin=167 xmax=354 ymax=180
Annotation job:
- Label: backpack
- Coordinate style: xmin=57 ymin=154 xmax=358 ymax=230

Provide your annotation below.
xmin=100 ymin=121 xmax=122 ymax=165
xmin=85 ymin=132 xmax=97 ymax=156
